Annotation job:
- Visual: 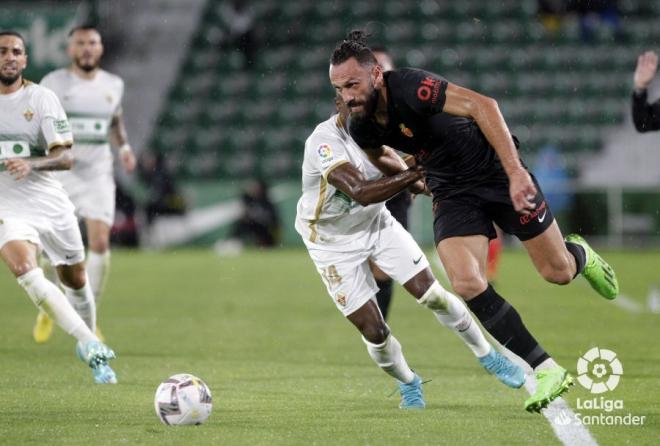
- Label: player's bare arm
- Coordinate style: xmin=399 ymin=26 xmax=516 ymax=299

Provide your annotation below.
xmin=327 ymin=161 xmax=424 ymax=206
xmin=363 ymin=145 xmax=427 ymax=195
xmin=110 ymin=111 xmax=136 ymax=173
xmin=442 ymin=82 xmax=536 ymax=214
xmin=4 ymin=145 xmax=73 ymax=180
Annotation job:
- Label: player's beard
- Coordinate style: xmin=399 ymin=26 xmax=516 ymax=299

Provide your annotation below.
xmin=348 ymin=87 xmax=379 ymax=120
xmin=74 ymin=56 xmax=99 ymax=72
xmin=0 ymin=69 xmax=21 ymax=86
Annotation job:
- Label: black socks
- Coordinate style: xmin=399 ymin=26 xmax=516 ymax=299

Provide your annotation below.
xmin=565 ymin=242 xmax=587 ymax=278
xmin=467 ymin=285 xmax=549 ymax=368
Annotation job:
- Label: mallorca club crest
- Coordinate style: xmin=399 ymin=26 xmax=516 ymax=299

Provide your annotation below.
xmin=399 ymin=123 xmax=413 ymax=138
xmin=336 ymin=292 xmax=347 ymax=307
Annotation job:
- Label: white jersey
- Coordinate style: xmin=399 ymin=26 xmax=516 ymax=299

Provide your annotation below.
xmin=295 ymin=114 xmax=385 ymax=250
xmin=40 ymin=68 xmax=123 ymax=178
xmin=0 ymin=81 xmax=75 ymax=223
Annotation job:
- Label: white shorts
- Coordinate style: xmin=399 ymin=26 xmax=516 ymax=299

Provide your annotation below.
xmin=60 ymin=173 xmax=116 ymax=226
xmin=0 ymin=214 xmax=85 ymax=266
xmin=306 ymin=211 xmax=430 ymax=316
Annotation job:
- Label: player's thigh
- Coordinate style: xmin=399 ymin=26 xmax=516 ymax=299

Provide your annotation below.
xmin=522 ymin=220 xmax=573 ymax=276
xmin=41 ymin=215 xmax=86 ymax=268
xmin=436 ymin=235 xmax=490 ymax=298
xmin=368 ymin=260 xmax=391 ymax=282
xmin=307 ymin=248 xmax=377 ymax=317
xmin=370 ymin=215 xmax=429 ymax=288
xmin=488 ymin=175 xmax=554 ymax=242
xmin=0 ymin=218 xmax=40 ymax=276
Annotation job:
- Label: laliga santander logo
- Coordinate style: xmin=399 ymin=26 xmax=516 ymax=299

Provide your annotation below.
xmin=318 ymin=144 xmax=333 ymax=159
xmin=577 ymin=347 xmax=623 ymax=394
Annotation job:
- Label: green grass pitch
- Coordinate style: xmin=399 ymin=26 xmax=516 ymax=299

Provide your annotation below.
xmin=0 ymin=249 xmax=658 ymax=445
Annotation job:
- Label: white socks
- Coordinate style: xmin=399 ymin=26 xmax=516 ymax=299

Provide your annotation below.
xmin=86 ymin=250 xmax=110 ymax=305
xmin=62 ymin=280 xmax=96 ymax=331
xmin=419 ymin=281 xmax=491 ymax=358
xmin=18 ymin=268 xmax=97 ymax=345
xmin=39 ymin=253 xmax=60 ymax=287
xmin=363 ymin=334 xmax=416 ymax=384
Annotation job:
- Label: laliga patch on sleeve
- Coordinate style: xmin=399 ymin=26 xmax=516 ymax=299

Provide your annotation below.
xmin=54 ymin=119 xmax=71 ymax=134
xmin=318 ymin=143 xmax=335 ymax=168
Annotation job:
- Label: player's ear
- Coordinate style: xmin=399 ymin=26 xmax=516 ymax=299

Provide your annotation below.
xmin=372 ymin=64 xmax=383 ymax=88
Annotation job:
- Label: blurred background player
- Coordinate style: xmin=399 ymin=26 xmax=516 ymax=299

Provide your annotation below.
xmin=229 ymin=178 xmax=281 ymax=248
xmin=0 ymin=31 xmax=116 ymax=383
xmin=632 ymin=50 xmax=660 ymax=133
xmin=34 ymin=24 xmax=137 ymax=343
xmin=295 ymin=93 xmax=525 ymax=408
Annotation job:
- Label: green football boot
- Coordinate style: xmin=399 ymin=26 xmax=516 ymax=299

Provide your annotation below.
xmin=524 ymin=367 xmax=574 ymax=413
xmin=565 ymin=234 xmax=619 ymax=300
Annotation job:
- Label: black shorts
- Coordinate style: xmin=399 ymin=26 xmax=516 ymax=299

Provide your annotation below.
xmin=432 ymin=175 xmax=554 ymax=244
xmin=386 ymin=191 xmax=412 ymax=230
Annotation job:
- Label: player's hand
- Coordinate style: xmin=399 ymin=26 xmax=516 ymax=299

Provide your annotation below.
xmin=509 ymin=168 xmax=537 ymax=215
xmin=409 ymin=179 xmax=430 ymax=197
xmin=120 ymin=145 xmax=137 ymax=173
xmin=4 ymin=158 xmax=32 ymax=180
xmin=634 ymin=51 xmax=658 ymax=91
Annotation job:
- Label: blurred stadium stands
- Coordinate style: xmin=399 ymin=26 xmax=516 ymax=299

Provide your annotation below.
xmin=150 ymin=0 xmax=660 ymax=180
xmin=4 ymin=0 xmax=660 ymax=247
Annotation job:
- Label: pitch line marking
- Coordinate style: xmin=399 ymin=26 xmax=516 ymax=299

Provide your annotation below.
xmin=502 ymin=349 xmax=599 ymax=446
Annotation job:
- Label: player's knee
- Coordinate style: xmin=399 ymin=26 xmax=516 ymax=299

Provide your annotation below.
xmin=59 ymin=264 xmax=87 ymax=289
xmin=89 ymin=239 xmax=109 ymax=254
xmin=12 ymin=261 xmax=36 ymax=278
xmin=450 ymin=275 xmax=488 ymax=300
xmin=540 ymin=259 xmax=573 ymax=285
xmin=361 ymin=321 xmax=390 ymax=344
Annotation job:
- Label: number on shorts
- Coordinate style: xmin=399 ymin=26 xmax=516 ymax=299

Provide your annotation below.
xmin=321 ymin=265 xmax=342 ymax=286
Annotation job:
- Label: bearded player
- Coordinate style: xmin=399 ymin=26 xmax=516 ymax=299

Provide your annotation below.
xmin=330 ymin=30 xmax=619 ymax=412
xmin=0 ymin=31 xmax=116 ymax=382
xmin=34 ymin=25 xmax=137 ymax=343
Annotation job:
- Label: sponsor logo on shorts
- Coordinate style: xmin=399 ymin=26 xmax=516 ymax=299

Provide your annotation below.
xmin=65 ymin=254 xmax=77 ymax=260
xmin=519 ymin=200 xmax=547 ymax=225
xmin=336 ymin=292 xmax=347 ymax=307
xmin=413 ymin=255 xmax=423 ymax=265
xmin=537 ymin=209 xmax=547 ymax=223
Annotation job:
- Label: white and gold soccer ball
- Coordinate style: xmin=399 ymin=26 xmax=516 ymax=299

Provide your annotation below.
xmin=154 ymin=373 xmax=213 ymax=425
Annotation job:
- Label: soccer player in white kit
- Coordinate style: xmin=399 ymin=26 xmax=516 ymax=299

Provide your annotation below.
xmin=295 ymin=97 xmax=525 ymax=408
xmin=34 ymin=25 xmax=137 ymax=342
xmin=0 ymin=31 xmax=117 ymax=383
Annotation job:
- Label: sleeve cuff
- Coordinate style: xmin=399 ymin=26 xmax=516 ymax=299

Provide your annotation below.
xmin=321 ymin=159 xmax=350 ymax=181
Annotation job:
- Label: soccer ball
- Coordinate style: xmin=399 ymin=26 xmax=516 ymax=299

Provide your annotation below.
xmin=154 ymin=373 xmax=213 ymax=425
